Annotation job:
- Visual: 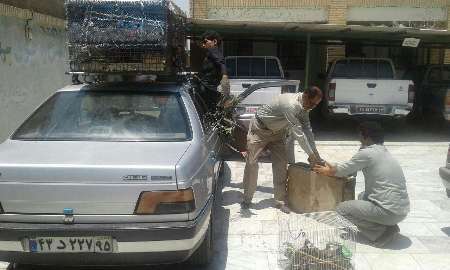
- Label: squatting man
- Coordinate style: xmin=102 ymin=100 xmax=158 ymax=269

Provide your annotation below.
xmin=313 ymin=121 xmax=410 ymax=247
xmin=241 ymin=86 xmax=323 ymax=213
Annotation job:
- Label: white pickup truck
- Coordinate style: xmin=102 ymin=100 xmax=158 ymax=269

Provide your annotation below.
xmin=226 ymin=56 xmax=299 ymax=118
xmin=224 ymin=56 xmax=300 ymax=161
xmin=322 ymin=58 xmax=415 ymax=118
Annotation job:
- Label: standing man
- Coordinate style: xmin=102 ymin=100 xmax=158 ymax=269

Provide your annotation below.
xmin=197 ymin=30 xmax=230 ymax=110
xmin=242 ymin=86 xmax=323 ymax=213
xmin=313 ymin=121 xmax=410 ymax=247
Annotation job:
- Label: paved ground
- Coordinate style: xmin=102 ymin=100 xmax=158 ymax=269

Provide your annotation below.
xmin=3 ymin=121 xmax=450 ymax=270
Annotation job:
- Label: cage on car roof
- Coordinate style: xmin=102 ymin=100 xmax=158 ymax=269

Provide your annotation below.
xmin=66 ymin=0 xmax=186 ymax=75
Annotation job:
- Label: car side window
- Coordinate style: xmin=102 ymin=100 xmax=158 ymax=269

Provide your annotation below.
xmin=189 ymin=90 xmax=209 ymax=132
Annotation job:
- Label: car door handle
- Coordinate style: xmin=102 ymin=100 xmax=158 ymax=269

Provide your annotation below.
xmin=367 ymin=83 xmax=377 ymax=88
xmin=242 ymin=83 xmax=251 ymax=88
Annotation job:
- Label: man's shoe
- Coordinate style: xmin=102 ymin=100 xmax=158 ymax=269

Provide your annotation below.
xmin=280 ymin=204 xmax=291 ymax=214
xmin=274 ymin=200 xmax=290 ymax=214
xmin=274 ymin=200 xmax=283 ymax=209
xmin=372 ymin=225 xmax=400 ymax=248
xmin=241 ymin=201 xmax=251 ymax=209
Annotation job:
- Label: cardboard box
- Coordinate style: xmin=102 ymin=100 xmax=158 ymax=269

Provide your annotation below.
xmin=287 ymin=163 xmax=355 ymax=213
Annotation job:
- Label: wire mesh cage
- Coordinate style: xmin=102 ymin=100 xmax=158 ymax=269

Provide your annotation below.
xmin=66 ymin=0 xmax=186 ymax=74
xmin=278 ymin=211 xmax=358 ymax=270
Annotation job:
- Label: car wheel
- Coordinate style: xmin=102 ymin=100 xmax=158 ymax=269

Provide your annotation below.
xmin=188 ymin=216 xmax=213 ymax=266
xmin=447 ymin=189 xmax=450 ymax=198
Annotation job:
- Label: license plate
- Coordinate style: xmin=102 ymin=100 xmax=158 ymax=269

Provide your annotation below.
xmin=356 ymin=106 xmax=385 ymax=113
xmin=29 ymin=236 xmax=113 ymax=253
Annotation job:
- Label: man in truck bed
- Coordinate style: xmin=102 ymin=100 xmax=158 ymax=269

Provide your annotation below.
xmin=241 ymin=86 xmax=323 ymax=213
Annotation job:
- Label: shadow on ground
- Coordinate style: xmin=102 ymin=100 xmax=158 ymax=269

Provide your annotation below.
xmin=311 ymin=116 xmax=450 ymax=143
xmin=441 ymin=227 xmax=450 ymax=237
xmin=380 ymin=234 xmax=413 ymax=250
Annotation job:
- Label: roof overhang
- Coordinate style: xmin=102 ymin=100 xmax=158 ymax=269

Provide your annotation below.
xmin=188 ymin=18 xmax=450 ymax=47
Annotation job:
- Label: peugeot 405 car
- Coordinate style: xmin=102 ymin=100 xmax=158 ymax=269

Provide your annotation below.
xmin=0 ymin=82 xmax=223 ymax=266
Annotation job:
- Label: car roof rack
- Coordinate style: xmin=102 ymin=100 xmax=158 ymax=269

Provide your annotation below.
xmin=66 ymin=71 xmax=193 ymax=85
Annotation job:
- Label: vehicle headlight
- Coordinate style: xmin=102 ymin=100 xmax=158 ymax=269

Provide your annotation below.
xmin=134 ymin=189 xmax=195 ymax=215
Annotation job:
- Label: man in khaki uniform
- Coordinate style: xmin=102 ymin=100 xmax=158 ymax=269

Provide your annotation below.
xmin=313 ymin=122 xmax=409 ymax=247
xmin=241 ymin=87 xmax=323 ymax=212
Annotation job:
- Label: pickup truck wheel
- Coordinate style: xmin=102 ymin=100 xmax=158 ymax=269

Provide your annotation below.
xmin=188 ymin=216 xmax=213 ymax=266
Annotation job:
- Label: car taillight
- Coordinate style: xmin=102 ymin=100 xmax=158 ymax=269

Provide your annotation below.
xmin=134 ymin=189 xmax=195 ymax=215
xmin=408 ymin=84 xmax=415 ymax=103
xmin=328 ymin=83 xmax=336 ymax=101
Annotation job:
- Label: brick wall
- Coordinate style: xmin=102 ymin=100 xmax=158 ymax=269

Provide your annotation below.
xmin=328 ymin=0 xmax=347 ymax=25
xmin=347 ymin=0 xmax=447 ymax=7
xmin=192 ymin=0 xmax=449 ymax=19
xmin=327 ymin=45 xmax=346 ymax=64
xmin=191 ymin=0 xmax=208 ymax=19
xmin=429 ymin=48 xmax=443 ymax=64
xmin=206 ymin=0 xmax=328 ymax=8
xmin=445 ymin=49 xmax=450 ymax=64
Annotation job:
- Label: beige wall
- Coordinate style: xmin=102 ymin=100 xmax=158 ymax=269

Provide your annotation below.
xmin=192 ymin=0 xmax=449 ymax=27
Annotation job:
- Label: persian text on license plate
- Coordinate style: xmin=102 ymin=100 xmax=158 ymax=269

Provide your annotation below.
xmin=356 ymin=106 xmax=385 ymax=113
xmin=29 ymin=236 xmax=113 ymax=253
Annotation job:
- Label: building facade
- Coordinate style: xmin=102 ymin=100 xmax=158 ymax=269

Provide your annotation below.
xmin=191 ymin=0 xmax=450 ymax=72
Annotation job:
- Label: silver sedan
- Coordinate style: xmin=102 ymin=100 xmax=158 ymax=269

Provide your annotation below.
xmin=0 ymin=82 xmax=222 ymax=266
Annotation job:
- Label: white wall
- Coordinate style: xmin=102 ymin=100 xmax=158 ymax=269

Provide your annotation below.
xmin=208 ymin=8 xmax=327 ymax=23
xmin=0 ymin=15 xmax=69 ymax=141
xmin=348 ymin=7 xmax=447 ymax=22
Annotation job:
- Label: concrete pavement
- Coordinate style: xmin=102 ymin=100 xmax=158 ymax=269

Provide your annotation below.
xmin=206 ymin=139 xmax=450 ymax=270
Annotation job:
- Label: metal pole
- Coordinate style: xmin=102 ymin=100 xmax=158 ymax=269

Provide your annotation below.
xmin=304 ymin=34 xmax=311 ymax=89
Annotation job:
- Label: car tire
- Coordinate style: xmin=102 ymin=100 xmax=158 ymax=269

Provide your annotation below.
xmin=188 ymin=215 xmax=213 ymax=266
xmin=447 ymin=189 xmax=450 ymax=198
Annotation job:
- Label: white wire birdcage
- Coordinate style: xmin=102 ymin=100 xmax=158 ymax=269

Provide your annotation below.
xmin=278 ymin=211 xmax=358 ymax=270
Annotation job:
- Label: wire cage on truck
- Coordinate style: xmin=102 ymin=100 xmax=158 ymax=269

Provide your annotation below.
xmin=66 ymin=0 xmax=187 ymax=75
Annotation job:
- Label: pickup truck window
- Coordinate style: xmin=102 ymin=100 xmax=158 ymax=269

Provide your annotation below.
xmin=12 ymin=91 xmax=191 ymax=141
xmin=331 ymin=59 xmax=394 ymax=79
xmin=226 ymin=57 xmax=282 ymax=79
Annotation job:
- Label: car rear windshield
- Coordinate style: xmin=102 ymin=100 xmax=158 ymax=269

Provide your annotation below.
xmin=331 ymin=59 xmax=394 ymax=79
xmin=226 ymin=57 xmax=282 ymax=79
xmin=12 ymin=91 xmax=191 ymax=141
